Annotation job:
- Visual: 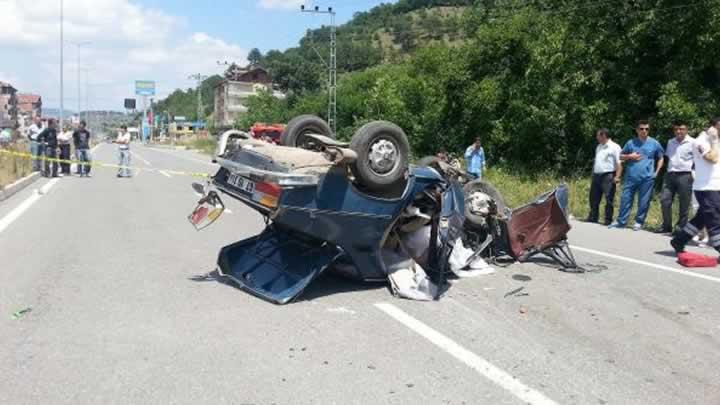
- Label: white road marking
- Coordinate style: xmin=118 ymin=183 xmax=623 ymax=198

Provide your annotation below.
xmin=375 ymin=303 xmax=558 ymax=405
xmin=0 ymin=179 xmax=59 ymax=234
xmin=132 ymin=151 xmax=151 ymax=166
xmin=159 ymin=170 xmax=172 ymax=178
xmin=573 ymin=245 xmax=720 ymax=283
xmin=146 ymin=146 xmax=216 ymax=166
xmin=224 ymin=208 xmax=233 ymax=215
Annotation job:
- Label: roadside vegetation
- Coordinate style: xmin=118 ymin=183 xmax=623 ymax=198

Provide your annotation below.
xmin=0 ymin=142 xmax=33 ymax=188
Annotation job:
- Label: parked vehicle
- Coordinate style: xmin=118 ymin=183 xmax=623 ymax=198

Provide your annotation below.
xmin=249 ymin=123 xmax=285 ymax=144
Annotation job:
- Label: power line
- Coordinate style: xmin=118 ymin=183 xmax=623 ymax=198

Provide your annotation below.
xmin=301 ymin=3 xmax=337 ymax=134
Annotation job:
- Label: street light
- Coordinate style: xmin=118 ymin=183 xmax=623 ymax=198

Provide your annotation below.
xmin=60 ymin=0 xmax=64 ymax=126
xmin=70 ymin=41 xmax=91 ymax=123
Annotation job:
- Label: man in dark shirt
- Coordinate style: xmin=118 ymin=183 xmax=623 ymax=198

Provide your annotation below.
xmin=73 ymin=120 xmax=92 ymax=177
xmin=37 ymin=119 xmax=59 ymax=178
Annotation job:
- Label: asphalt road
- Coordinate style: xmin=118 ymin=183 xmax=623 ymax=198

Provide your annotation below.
xmin=2 ymin=143 xmax=720 ymax=405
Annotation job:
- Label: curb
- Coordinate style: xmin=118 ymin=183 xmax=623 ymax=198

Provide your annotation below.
xmin=0 ymin=171 xmax=41 ymax=202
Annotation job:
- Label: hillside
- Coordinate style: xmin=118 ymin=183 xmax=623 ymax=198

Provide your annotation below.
xmin=240 ymin=0 xmax=720 ymax=173
xmin=261 ymin=0 xmax=472 ymax=94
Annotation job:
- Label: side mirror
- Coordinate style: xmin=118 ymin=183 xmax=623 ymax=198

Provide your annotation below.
xmin=192 ymin=182 xmax=207 ymax=195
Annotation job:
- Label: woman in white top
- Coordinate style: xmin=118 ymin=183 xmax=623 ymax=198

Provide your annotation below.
xmin=57 ymin=125 xmax=74 ymax=176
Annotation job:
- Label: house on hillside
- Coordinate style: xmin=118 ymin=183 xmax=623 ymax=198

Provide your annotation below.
xmin=214 ymin=64 xmax=285 ymax=128
xmin=0 ymin=81 xmax=18 ymax=129
xmin=18 ymin=94 xmax=42 ymax=120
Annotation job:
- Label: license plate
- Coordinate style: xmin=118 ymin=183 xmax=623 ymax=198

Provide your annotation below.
xmin=227 ymin=173 xmax=256 ymax=194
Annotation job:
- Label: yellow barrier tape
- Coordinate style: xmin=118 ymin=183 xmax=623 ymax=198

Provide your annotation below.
xmin=0 ymin=148 xmax=211 ymax=179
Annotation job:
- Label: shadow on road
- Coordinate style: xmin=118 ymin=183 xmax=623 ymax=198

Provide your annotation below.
xmin=654 ymin=250 xmax=679 ymax=258
xmin=187 ymin=269 xmax=386 ymax=303
xmin=298 ymin=272 xmax=387 ymax=302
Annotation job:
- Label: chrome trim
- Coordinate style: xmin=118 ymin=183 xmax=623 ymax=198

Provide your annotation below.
xmin=215 ymin=156 xmax=319 ymax=186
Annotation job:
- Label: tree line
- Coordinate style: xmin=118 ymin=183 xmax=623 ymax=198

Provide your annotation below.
xmin=245 ymin=0 xmax=720 ymax=173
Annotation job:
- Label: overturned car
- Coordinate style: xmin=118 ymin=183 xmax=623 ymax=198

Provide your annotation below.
xmin=189 ymin=116 xmax=579 ymax=304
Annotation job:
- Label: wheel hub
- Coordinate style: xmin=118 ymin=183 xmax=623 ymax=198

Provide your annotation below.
xmin=368 ymin=139 xmax=398 ymax=175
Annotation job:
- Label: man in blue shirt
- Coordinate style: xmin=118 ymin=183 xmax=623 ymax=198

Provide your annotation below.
xmin=609 ymin=120 xmax=665 ymax=231
xmin=465 ymin=137 xmax=486 ymax=179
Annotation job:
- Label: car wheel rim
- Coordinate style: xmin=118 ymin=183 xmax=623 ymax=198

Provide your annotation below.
xmin=368 ymin=137 xmax=399 ymax=176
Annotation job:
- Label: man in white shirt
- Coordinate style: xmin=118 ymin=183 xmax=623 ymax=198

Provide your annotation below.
xmin=660 ymin=120 xmax=695 ymax=233
xmin=114 ymin=125 xmax=132 ymax=178
xmin=671 ymin=118 xmax=720 ymax=255
xmin=25 ymin=116 xmax=44 ymax=172
xmin=587 ymin=128 xmax=622 ymax=225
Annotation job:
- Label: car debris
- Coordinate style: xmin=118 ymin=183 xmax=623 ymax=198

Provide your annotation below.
xmin=189 ymin=115 xmax=583 ymax=304
xmin=11 ymin=307 xmax=32 ymax=320
xmin=504 ymin=287 xmax=525 ymax=298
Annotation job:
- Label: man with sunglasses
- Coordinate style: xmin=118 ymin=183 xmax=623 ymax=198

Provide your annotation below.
xmin=671 ymin=119 xmax=720 ymax=255
xmin=609 ymin=120 xmax=665 ymax=231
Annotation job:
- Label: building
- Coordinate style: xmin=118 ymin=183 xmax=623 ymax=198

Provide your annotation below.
xmin=213 ymin=64 xmax=285 ymax=128
xmin=0 ymin=81 xmax=18 ymax=129
xmin=17 ymin=94 xmax=42 ymax=122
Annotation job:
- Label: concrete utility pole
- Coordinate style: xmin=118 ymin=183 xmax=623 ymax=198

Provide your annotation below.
xmin=188 ymin=73 xmax=208 ymax=125
xmin=301 ymin=4 xmax=337 ymax=134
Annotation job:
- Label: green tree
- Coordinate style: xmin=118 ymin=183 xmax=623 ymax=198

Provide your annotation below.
xmin=248 ymin=48 xmax=262 ymax=66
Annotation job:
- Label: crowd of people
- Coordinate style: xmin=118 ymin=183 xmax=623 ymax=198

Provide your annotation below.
xmin=588 ymin=118 xmax=720 ymax=254
xmin=435 ymin=118 xmax=720 ymax=258
xmin=25 ymin=117 xmax=93 ymax=178
xmin=23 ymin=118 xmax=134 ymax=179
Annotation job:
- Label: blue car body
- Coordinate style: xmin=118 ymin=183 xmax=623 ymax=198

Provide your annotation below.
xmin=212 ymin=158 xmax=463 ymax=304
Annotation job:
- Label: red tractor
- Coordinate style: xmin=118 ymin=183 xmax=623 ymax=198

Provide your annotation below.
xmin=250 ymin=123 xmax=286 ymax=144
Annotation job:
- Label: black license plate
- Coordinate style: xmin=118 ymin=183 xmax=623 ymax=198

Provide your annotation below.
xmin=227 ymin=173 xmax=256 ymax=194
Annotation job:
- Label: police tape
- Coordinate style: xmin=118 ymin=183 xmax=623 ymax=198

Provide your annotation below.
xmin=0 ymin=149 xmax=211 ymax=179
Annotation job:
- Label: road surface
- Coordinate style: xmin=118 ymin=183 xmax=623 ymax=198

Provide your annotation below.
xmin=2 ymin=143 xmax=720 ymax=405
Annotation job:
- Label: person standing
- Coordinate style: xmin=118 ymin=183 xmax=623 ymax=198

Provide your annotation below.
xmin=37 ymin=119 xmax=59 ymax=178
xmin=465 ymin=137 xmax=487 ymax=179
xmin=57 ymin=124 xmax=73 ymax=176
xmin=114 ymin=125 xmax=132 ymax=178
xmin=609 ymin=120 xmax=665 ymax=231
xmin=659 ymin=120 xmax=695 ymax=234
xmin=26 ymin=116 xmax=44 ymax=172
xmin=73 ymin=120 xmax=92 ymax=177
xmin=671 ymin=120 xmax=720 ymax=254
xmin=587 ymin=128 xmax=622 ymax=225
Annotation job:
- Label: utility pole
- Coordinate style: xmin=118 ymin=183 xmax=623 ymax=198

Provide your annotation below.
xmin=188 ymin=73 xmax=208 ymax=127
xmin=72 ymin=41 xmax=91 ymax=123
xmin=301 ymin=4 xmax=337 ymax=134
xmin=60 ymin=0 xmax=64 ymax=126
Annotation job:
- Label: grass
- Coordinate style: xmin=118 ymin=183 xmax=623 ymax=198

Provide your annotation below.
xmin=484 ymin=167 xmax=670 ymax=231
xmin=167 ymin=135 xmax=218 ymax=156
xmin=188 ymin=138 xmax=217 ymax=155
xmin=0 ymin=142 xmax=33 ymax=189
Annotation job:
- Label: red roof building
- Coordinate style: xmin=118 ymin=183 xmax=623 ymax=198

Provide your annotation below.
xmin=17 ymin=94 xmax=42 ymax=118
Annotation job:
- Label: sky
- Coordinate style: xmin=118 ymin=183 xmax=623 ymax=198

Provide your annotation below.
xmin=0 ymin=0 xmax=395 ymax=111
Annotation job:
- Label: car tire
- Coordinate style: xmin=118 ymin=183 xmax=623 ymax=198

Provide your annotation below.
xmin=350 ymin=121 xmax=410 ymax=192
xmin=280 ymin=115 xmax=333 ymax=148
xmin=463 ymin=180 xmax=508 ymax=226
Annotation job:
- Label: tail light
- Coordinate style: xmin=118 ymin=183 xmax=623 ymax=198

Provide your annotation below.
xmin=253 ymin=181 xmax=282 ymax=208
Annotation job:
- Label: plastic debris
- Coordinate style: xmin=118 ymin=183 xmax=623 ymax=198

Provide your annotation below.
xmin=504 ymin=287 xmax=525 ymax=298
xmin=384 ymin=248 xmax=438 ymax=301
xmin=448 ymin=238 xmax=495 ymax=277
